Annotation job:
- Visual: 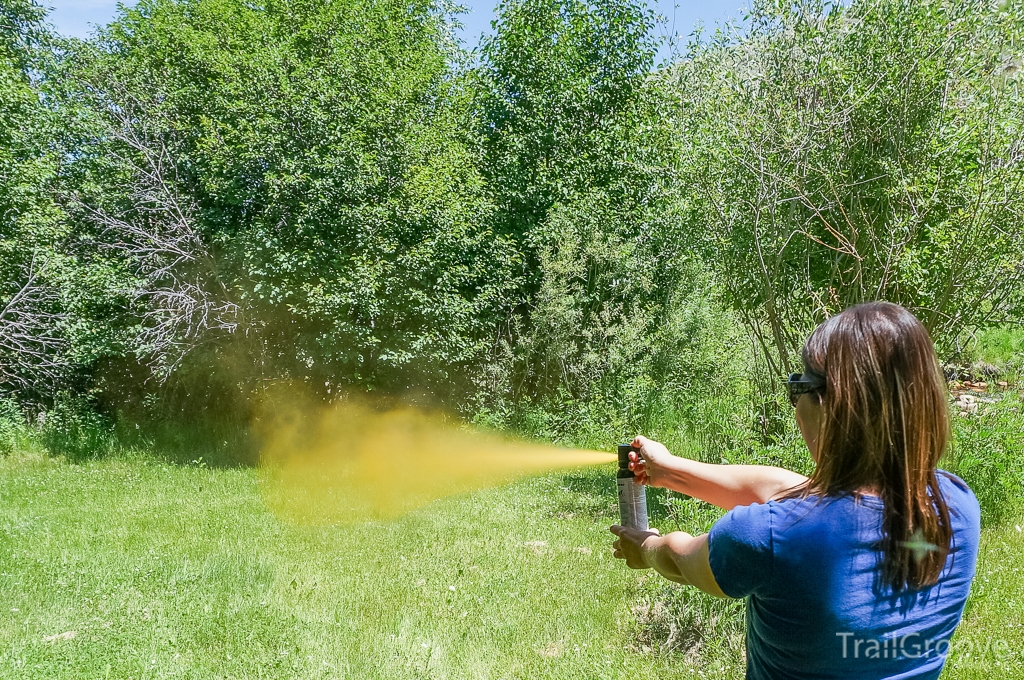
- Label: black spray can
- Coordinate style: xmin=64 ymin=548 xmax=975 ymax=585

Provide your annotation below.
xmin=617 ymin=444 xmax=649 ymax=531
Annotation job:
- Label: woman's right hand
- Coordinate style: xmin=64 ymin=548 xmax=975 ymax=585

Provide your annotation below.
xmin=629 ymin=436 xmax=674 ymax=488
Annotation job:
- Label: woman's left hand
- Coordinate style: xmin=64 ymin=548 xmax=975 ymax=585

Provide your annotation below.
xmin=609 ymin=525 xmax=661 ymax=569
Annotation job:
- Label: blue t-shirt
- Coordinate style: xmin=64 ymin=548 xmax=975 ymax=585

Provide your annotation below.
xmin=708 ymin=471 xmax=980 ymax=680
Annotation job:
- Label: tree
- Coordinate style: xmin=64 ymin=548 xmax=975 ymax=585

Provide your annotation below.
xmin=676 ymin=0 xmax=1024 ymax=375
xmin=0 ymin=0 xmax=66 ymax=397
xmin=477 ymin=0 xmax=661 ymax=260
xmin=55 ymin=0 xmax=522 ymax=406
xmin=474 ymin=0 xmax=707 ymax=423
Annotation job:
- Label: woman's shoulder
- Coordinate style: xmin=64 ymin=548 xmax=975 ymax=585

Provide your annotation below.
xmin=936 ymin=468 xmax=971 ymax=493
xmin=936 ymin=469 xmax=981 ymax=527
xmin=712 ymin=495 xmax=829 ymax=545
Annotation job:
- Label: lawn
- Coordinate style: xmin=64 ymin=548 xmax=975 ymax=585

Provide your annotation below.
xmin=1 ymin=434 xmax=1022 ymax=678
xmin=0 ymin=451 xmax=734 ymax=679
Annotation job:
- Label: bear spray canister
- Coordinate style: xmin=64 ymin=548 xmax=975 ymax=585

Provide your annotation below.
xmin=617 ymin=444 xmax=649 ymax=531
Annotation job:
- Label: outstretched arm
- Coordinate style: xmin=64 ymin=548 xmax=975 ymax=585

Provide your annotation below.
xmin=629 ymin=436 xmax=808 ymax=510
xmin=610 ymin=526 xmax=727 ymax=598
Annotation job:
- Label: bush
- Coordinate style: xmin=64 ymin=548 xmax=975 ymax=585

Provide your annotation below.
xmin=474 ymin=258 xmax=743 ymax=438
xmin=675 ymin=0 xmax=1024 ymax=374
xmin=0 ymin=397 xmax=28 ymax=456
xmin=41 ymin=392 xmax=114 ymax=462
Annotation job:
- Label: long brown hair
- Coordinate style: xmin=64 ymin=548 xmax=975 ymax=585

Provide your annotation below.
xmin=796 ymin=302 xmax=952 ymax=591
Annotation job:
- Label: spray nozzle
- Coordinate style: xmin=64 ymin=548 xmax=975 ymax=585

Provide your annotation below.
xmin=617 ymin=444 xmax=638 ymax=477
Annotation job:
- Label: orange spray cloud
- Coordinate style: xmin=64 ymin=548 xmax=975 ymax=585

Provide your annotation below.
xmin=257 ymin=391 xmax=613 ymax=525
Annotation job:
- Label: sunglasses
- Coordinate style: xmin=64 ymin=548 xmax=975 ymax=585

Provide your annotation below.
xmin=785 ymin=373 xmax=825 ymax=407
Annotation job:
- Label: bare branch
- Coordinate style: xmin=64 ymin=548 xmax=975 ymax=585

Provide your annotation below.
xmin=68 ymin=85 xmax=240 ymax=378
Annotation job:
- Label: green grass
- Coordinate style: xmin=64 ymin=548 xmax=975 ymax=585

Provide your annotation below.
xmin=945 ymin=390 xmax=1024 ymax=524
xmin=1 ymin=379 xmax=1021 ymax=679
xmin=946 ymin=519 xmax=1024 ymax=678
xmin=1 ymin=438 xmax=1022 ymax=679
xmin=970 ymin=326 xmax=1024 ymax=379
xmin=0 ymin=449 xmax=744 ymax=679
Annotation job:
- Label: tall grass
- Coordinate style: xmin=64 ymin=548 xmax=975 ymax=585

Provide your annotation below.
xmin=946 ymin=390 xmax=1024 ymax=523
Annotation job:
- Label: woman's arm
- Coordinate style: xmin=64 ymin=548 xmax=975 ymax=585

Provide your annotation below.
xmin=610 ymin=525 xmax=727 ymax=598
xmin=629 ymin=436 xmax=808 ymax=510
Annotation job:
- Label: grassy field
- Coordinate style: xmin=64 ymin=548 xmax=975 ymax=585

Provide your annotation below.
xmin=0 ymin=450 xmax=745 ymax=680
xmin=1 ymin=418 xmax=1022 ymax=679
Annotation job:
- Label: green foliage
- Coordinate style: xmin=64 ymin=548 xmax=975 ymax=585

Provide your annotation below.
xmin=0 ymin=0 xmax=69 ymax=396
xmin=477 ymin=0 xmax=661 ymax=252
xmin=0 ymin=0 xmax=1020 ymax=471
xmin=946 ymin=391 xmax=1024 ymax=523
xmin=52 ymin=0 xmax=521 ymax=402
xmin=475 ymin=260 xmax=760 ymax=452
xmin=676 ymin=0 xmax=1024 ymax=374
xmin=0 ymin=397 xmax=27 ymax=456
xmin=40 ymin=393 xmax=114 ymax=461
xmin=472 ymin=0 xmax=720 ymax=438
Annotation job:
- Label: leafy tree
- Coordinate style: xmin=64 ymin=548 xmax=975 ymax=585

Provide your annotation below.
xmin=477 ymin=0 xmax=661 ymax=261
xmin=0 ymin=0 xmax=66 ymax=397
xmin=676 ymin=0 xmax=1024 ymax=374
xmin=474 ymin=0 xmax=707 ymax=425
xmin=56 ymin=0 xmax=522 ymax=406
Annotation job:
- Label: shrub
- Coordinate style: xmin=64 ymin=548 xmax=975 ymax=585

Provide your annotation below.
xmin=41 ymin=392 xmax=114 ymax=462
xmin=0 ymin=397 xmax=27 ymax=456
xmin=675 ymin=0 xmax=1024 ymax=375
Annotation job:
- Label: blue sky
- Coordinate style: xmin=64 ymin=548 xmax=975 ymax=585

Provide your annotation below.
xmin=44 ymin=0 xmax=748 ymax=60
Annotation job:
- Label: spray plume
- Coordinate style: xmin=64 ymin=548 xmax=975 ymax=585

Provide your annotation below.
xmin=257 ymin=389 xmax=613 ymax=525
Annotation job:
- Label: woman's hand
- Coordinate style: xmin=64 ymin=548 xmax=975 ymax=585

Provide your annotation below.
xmin=609 ymin=524 xmax=662 ymax=569
xmin=628 ymin=435 xmax=674 ymax=488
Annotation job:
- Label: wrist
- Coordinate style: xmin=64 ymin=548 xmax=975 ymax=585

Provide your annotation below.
xmin=640 ymin=533 xmax=664 ymax=568
xmin=660 ymin=458 xmax=693 ymax=494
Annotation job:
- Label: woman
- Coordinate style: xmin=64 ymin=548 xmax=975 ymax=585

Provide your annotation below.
xmin=610 ymin=302 xmax=980 ymax=679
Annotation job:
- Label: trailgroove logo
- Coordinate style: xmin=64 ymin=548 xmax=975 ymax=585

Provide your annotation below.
xmin=837 ymin=633 xmax=1012 ymax=660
